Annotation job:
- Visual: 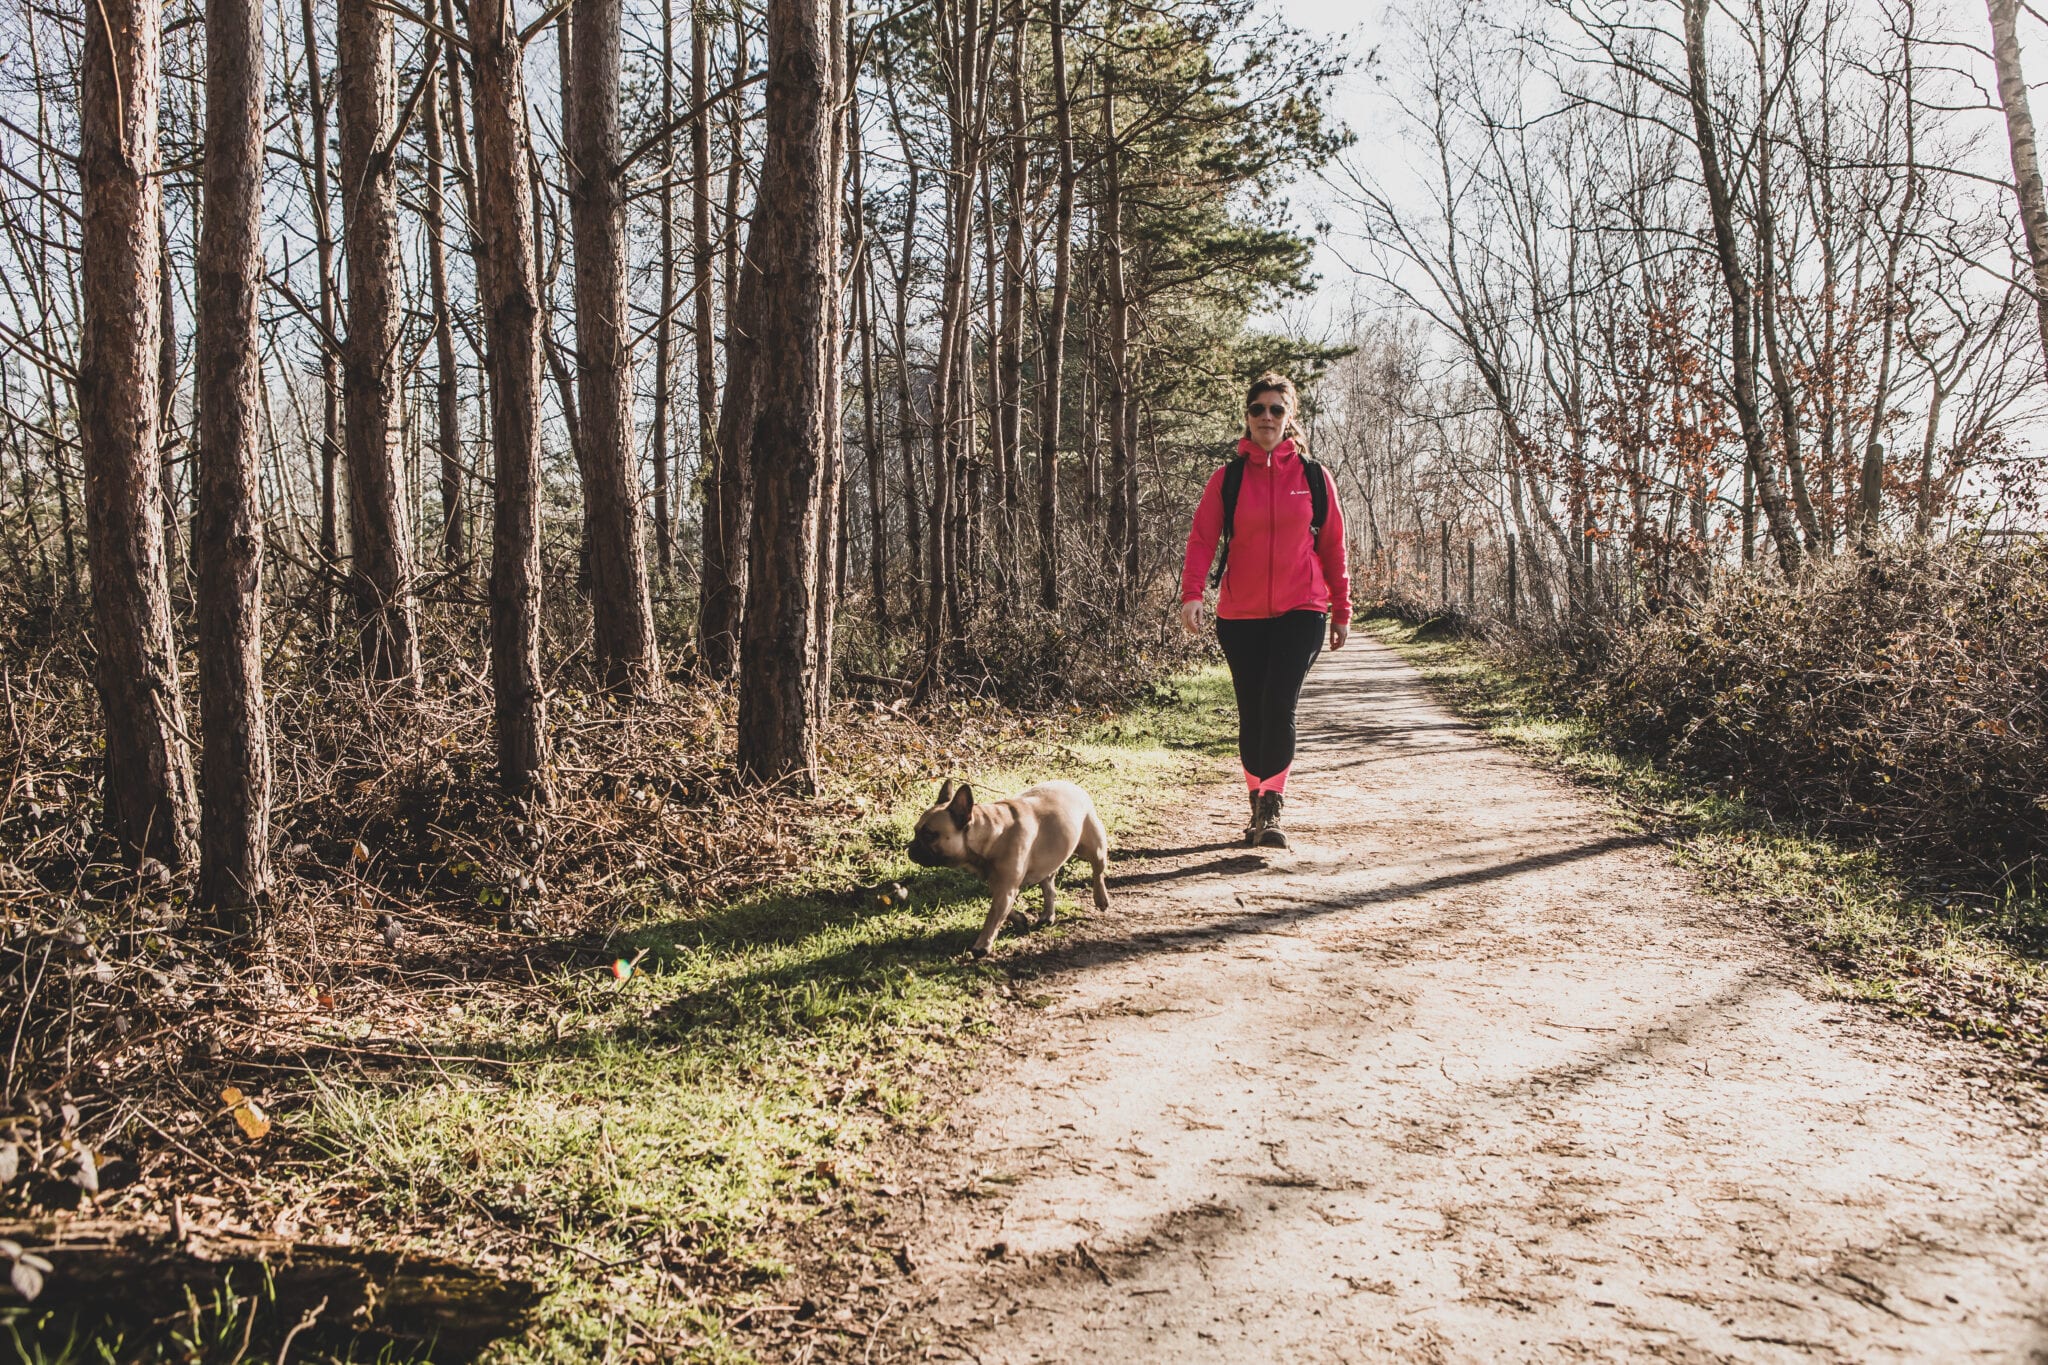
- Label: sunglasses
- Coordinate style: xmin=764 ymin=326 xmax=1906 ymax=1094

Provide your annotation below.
xmin=1246 ymin=402 xmax=1288 ymax=417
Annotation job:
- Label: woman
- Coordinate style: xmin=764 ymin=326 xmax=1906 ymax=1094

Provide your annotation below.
xmin=1179 ymin=372 xmax=1350 ymax=849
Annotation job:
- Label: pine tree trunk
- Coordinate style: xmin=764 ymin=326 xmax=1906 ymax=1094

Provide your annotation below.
xmin=998 ymin=16 xmax=1027 ymax=596
xmin=892 ymin=160 xmax=923 ymax=596
xmin=570 ymin=0 xmax=661 ymax=696
xmin=80 ymin=0 xmax=197 ymax=868
xmin=736 ymin=0 xmax=837 ymax=786
xmin=157 ymin=209 xmax=180 ymax=585
xmin=1989 ymin=0 xmax=2048 ymax=377
xmin=700 ymin=216 xmax=762 ymax=680
xmin=195 ymin=0 xmax=270 ymax=917
xmin=652 ymin=0 xmax=677 ymax=577
xmin=299 ymin=0 xmax=340 ymax=618
xmin=850 ymin=80 xmax=887 ymax=636
xmin=810 ymin=0 xmax=847 ymax=728
xmin=691 ymin=0 xmax=718 ymax=576
xmin=1037 ymin=0 xmax=1073 ymax=610
xmin=922 ymin=0 xmax=981 ymax=685
xmin=337 ymin=0 xmax=419 ymax=680
xmin=469 ymin=0 xmax=549 ymax=797
xmin=423 ymin=61 xmax=466 ymax=567
xmin=699 ymin=14 xmax=755 ymax=679
xmin=1103 ymin=54 xmax=1134 ymax=604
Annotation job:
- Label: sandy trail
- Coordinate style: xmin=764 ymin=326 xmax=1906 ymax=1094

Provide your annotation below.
xmin=850 ymin=638 xmax=2048 ymax=1363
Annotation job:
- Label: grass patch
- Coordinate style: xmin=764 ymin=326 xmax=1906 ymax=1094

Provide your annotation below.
xmin=167 ymin=669 xmax=1239 ymax=1364
xmin=1364 ymin=616 xmax=2048 ymax=1077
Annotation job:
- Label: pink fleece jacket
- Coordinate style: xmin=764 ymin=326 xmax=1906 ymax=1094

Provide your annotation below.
xmin=1180 ymin=438 xmax=1351 ymax=624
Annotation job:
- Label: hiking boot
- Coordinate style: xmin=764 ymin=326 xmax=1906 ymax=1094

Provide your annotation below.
xmin=1256 ymin=791 xmax=1289 ymax=849
xmin=1244 ymin=789 xmax=1265 ymax=847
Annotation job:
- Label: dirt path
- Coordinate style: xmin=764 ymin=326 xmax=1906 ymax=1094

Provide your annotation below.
xmin=841 ymin=638 xmax=2048 ymax=1363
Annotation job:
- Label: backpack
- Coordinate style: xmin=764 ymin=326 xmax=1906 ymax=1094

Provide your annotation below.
xmin=1207 ymin=453 xmax=1329 ymax=590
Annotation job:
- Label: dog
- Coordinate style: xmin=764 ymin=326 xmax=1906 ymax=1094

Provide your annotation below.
xmin=907 ymin=778 xmax=1111 ymax=956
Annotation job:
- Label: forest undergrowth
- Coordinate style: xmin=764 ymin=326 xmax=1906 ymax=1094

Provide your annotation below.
xmin=0 ymin=588 xmax=1225 ymax=1362
xmin=1367 ymin=544 xmax=2048 ymax=1091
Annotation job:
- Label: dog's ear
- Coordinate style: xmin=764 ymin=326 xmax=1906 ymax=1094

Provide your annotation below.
xmin=947 ymin=783 xmax=974 ymax=828
xmin=935 ymin=777 xmax=957 ymax=807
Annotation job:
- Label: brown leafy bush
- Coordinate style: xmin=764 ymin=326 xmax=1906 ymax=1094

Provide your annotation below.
xmin=0 ymin=590 xmax=1144 ymax=1219
xmin=1584 ymin=543 xmax=2048 ymax=885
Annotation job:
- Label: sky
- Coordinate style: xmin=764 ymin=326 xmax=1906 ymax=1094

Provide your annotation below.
xmin=1259 ymin=0 xmax=1388 ymax=341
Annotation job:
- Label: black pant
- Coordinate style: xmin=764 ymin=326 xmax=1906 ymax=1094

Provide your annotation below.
xmin=1215 ymin=610 xmax=1325 ymax=783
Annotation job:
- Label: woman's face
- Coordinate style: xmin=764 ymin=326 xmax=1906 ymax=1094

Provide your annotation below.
xmin=1247 ymin=390 xmax=1290 ymax=450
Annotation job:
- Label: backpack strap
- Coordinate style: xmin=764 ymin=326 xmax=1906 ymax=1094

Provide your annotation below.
xmin=1303 ymin=458 xmax=1329 ymax=551
xmin=1207 ymin=456 xmax=1248 ymax=590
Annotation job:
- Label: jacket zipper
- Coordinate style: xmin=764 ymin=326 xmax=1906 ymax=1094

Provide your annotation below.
xmin=1253 ymin=456 xmax=1269 ymax=618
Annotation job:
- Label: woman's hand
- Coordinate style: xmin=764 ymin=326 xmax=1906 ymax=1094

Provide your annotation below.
xmin=1329 ymin=621 xmax=1349 ymax=651
xmin=1179 ymin=601 xmax=1204 ymax=636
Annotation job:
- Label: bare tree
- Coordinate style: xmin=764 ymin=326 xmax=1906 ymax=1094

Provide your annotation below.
xmin=652 ymin=0 xmax=679 ymax=577
xmin=920 ymin=0 xmax=988 ymax=683
xmin=699 ymin=15 xmax=756 ymax=679
xmin=691 ymin=0 xmax=719 ymax=585
xmin=337 ymin=0 xmax=419 ymax=679
xmin=297 ymin=0 xmax=342 ymax=608
xmin=194 ymin=0 xmax=270 ymax=914
xmin=1037 ymin=0 xmax=1075 ymax=609
xmin=1987 ymin=0 xmax=2048 ymax=376
xmin=424 ymin=57 xmax=466 ymax=567
xmin=79 ymin=0 xmax=198 ymax=866
xmin=1683 ymin=0 xmax=1802 ymax=574
xmin=1101 ymin=32 xmax=1137 ymax=600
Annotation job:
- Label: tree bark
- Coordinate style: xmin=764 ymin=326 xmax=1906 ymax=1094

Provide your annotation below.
xmin=997 ymin=13 xmax=1027 ymax=597
xmin=195 ymin=0 xmax=270 ymax=916
xmin=1988 ymin=0 xmax=2048 ymax=378
xmin=1682 ymin=0 xmax=1802 ymax=576
xmin=469 ymin=0 xmax=549 ymax=798
xmin=700 ymin=215 xmax=763 ymax=679
xmin=810 ymin=0 xmax=847 ymax=728
xmin=79 ymin=0 xmax=198 ymax=867
xmin=737 ymin=0 xmax=837 ymax=786
xmin=570 ymin=0 xmax=661 ymax=696
xmin=921 ymin=0 xmax=983 ymax=686
xmin=652 ymin=0 xmax=677 ymax=577
xmin=691 ymin=0 xmax=718 ymax=577
xmin=298 ymin=0 xmax=341 ymax=615
xmin=423 ymin=58 xmax=466 ymax=567
xmin=1748 ymin=39 xmax=1822 ymax=553
xmin=887 ymin=116 xmax=923 ymax=597
xmin=157 ymin=208 xmax=180 ymax=584
xmin=1038 ymin=0 xmax=1074 ymax=610
xmin=851 ymin=70 xmax=887 ymax=636
xmin=337 ymin=0 xmax=419 ymax=680
xmin=699 ymin=14 xmax=755 ymax=679
xmin=1102 ymin=49 xmax=1135 ymax=601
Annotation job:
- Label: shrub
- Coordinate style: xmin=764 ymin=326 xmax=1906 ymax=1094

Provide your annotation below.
xmin=1583 ymin=542 xmax=2048 ymax=885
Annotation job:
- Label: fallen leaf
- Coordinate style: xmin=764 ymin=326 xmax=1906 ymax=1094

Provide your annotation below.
xmin=220 ymin=1088 xmax=271 ymax=1141
xmin=9 ymin=1257 xmax=45 ymax=1302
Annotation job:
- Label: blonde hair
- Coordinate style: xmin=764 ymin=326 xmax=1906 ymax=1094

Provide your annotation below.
xmin=1243 ymin=371 xmax=1307 ymax=448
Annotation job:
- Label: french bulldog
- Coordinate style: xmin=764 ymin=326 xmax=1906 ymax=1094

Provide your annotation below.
xmin=907 ymin=778 xmax=1111 ymax=956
